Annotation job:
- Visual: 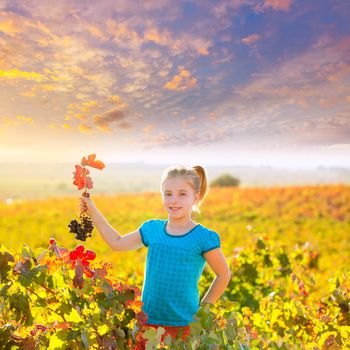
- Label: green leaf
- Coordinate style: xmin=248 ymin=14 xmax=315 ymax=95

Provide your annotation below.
xmin=48 ymin=332 xmax=66 ymax=349
xmin=65 ymin=307 xmax=83 ymax=323
xmin=142 ymin=327 xmax=165 ymax=349
xmin=97 ymin=324 xmax=109 ymax=336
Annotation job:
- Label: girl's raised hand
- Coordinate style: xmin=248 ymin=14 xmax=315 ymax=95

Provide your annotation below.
xmin=79 ymin=192 xmax=95 ymax=216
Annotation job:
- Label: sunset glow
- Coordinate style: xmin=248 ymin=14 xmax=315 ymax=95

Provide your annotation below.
xmin=0 ymin=0 xmax=349 ymax=168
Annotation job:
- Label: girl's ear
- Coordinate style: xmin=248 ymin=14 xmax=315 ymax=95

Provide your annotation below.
xmin=194 ymin=192 xmax=200 ymax=203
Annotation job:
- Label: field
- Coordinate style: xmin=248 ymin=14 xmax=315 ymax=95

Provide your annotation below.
xmin=1 ymin=184 xmax=349 ymax=349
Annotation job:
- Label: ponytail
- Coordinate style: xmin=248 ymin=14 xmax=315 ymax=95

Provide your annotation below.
xmin=191 ymin=165 xmax=209 ymax=214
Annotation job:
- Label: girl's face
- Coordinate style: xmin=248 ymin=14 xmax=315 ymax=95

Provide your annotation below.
xmin=161 ymin=176 xmax=199 ymax=219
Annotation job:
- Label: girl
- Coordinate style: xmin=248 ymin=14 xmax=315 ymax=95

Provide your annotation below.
xmin=79 ymin=165 xmax=231 ymax=346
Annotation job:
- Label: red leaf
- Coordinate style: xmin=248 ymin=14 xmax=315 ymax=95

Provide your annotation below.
xmin=69 ymin=250 xmax=79 ymax=260
xmin=51 ymin=321 xmax=72 ymax=329
xmin=85 ymin=250 xmax=96 ymax=260
xmin=75 ymin=245 xmax=85 ymax=255
xmin=81 ymin=154 xmax=105 ymax=170
xmin=85 ymin=177 xmax=93 ymax=189
xmin=73 ymin=165 xmax=93 ymax=190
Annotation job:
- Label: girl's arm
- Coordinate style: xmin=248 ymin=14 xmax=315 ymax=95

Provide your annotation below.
xmin=201 ymin=248 xmax=231 ymax=304
xmin=79 ymin=196 xmax=144 ymax=251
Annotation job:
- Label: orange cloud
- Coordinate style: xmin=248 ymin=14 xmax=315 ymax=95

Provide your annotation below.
xmin=144 ymin=26 xmax=212 ymax=56
xmin=143 ymin=124 xmax=155 ymax=133
xmin=0 ymin=69 xmax=46 ymax=82
xmin=108 ymin=95 xmax=128 ymax=110
xmin=1 ymin=115 xmax=34 ymax=127
xmin=164 ymin=66 xmax=197 ymax=91
xmin=48 ymin=123 xmax=58 ymax=130
xmin=73 ymin=113 xmax=88 ymax=121
xmin=263 ymin=0 xmax=292 ymax=11
xmin=97 ymin=125 xmax=112 ymax=132
xmin=209 ymin=113 xmax=219 ymax=120
xmin=92 ymin=108 xmax=127 ymax=132
xmin=78 ymin=124 xmax=93 ymax=133
xmin=106 ymin=19 xmax=143 ymax=49
xmin=118 ymin=121 xmax=132 ymax=131
xmin=86 ymin=23 xmax=108 ymax=41
xmin=62 ymin=123 xmax=73 ymax=130
xmin=16 ymin=116 xmax=34 ymax=124
xmin=319 ymin=96 xmax=341 ymax=108
xmin=182 ymin=116 xmax=196 ymax=127
xmin=144 ymin=27 xmax=172 ymax=46
xmin=80 ymin=101 xmax=99 ymax=113
xmin=241 ymin=34 xmax=261 ymax=47
xmin=68 ymin=100 xmax=99 ymax=114
xmin=21 ymin=84 xmax=58 ymax=98
xmin=0 ymin=17 xmax=23 ymax=37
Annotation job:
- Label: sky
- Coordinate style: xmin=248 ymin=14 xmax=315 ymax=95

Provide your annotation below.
xmin=0 ymin=0 xmax=349 ymax=169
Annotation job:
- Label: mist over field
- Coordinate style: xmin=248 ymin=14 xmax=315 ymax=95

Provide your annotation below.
xmin=1 ymin=162 xmax=349 ymax=201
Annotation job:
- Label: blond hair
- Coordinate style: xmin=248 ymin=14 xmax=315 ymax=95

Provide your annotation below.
xmin=160 ymin=164 xmax=209 ymax=213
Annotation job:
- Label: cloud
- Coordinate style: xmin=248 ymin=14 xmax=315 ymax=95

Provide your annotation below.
xmin=16 ymin=116 xmax=34 ymax=124
xmin=241 ymin=34 xmax=261 ymax=47
xmin=143 ymin=124 xmax=155 ymax=133
xmin=92 ymin=108 xmax=127 ymax=132
xmin=118 ymin=121 xmax=132 ymax=130
xmin=80 ymin=101 xmax=99 ymax=113
xmin=1 ymin=0 xmax=348 ymax=158
xmin=232 ymin=36 xmax=350 ymax=110
xmin=140 ymin=124 xmax=234 ymax=148
xmin=62 ymin=123 xmax=73 ymax=130
xmin=85 ymin=23 xmax=108 ymax=42
xmin=107 ymin=95 xmax=128 ymax=110
xmin=0 ymin=3 xmax=215 ymax=135
xmin=78 ymin=123 xmax=93 ymax=133
xmin=181 ymin=116 xmax=197 ymax=127
xmin=0 ymin=69 xmax=47 ymax=82
xmin=0 ymin=12 xmax=24 ymax=36
xmin=143 ymin=25 xmax=213 ymax=56
xmin=72 ymin=114 xmax=88 ymax=121
xmin=254 ymin=0 xmax=292 ymax=12
xmin=106 ymin=19 xmax=144 ymax=50
xmin=164 ymin=66 xmax=198 ymax=91
xmin=68 ymin=101 xmax=99 ymax=113
xmin=1 ymin=115 xmax=35 ymax=127
xmin=263 ymin=0 xmax=292 ymax=11
xmin=144 ymin=27 xmax=172 ymax=46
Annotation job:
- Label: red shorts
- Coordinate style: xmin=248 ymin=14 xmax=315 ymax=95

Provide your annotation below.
xmin=138 ymin=323 xmax=190 ymax=348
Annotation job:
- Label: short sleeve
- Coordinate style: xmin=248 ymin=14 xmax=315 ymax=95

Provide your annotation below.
xmin=202 ymin=230 xmax=221 ymax=254
xmin=138 ymin=219 xmax=153 ymax=247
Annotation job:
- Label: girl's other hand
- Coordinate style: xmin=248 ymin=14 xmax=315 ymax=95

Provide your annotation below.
xmin=79 ymin=192 xmax=95 ymax=216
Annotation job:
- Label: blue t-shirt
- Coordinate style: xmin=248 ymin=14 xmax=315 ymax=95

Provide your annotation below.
xmin=138 ymin=218 xmax=221 ymax=326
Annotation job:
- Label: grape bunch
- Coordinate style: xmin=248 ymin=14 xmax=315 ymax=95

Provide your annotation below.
xmin=68 ymin=213 xmax=94 ymax=241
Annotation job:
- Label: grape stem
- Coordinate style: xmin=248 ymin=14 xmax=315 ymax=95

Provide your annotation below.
xmin=81 ymin=166 xmax=90 ymax=215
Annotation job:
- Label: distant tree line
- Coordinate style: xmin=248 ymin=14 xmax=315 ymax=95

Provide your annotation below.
xmin=210 ymin=173 xmax=240 ymax=187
